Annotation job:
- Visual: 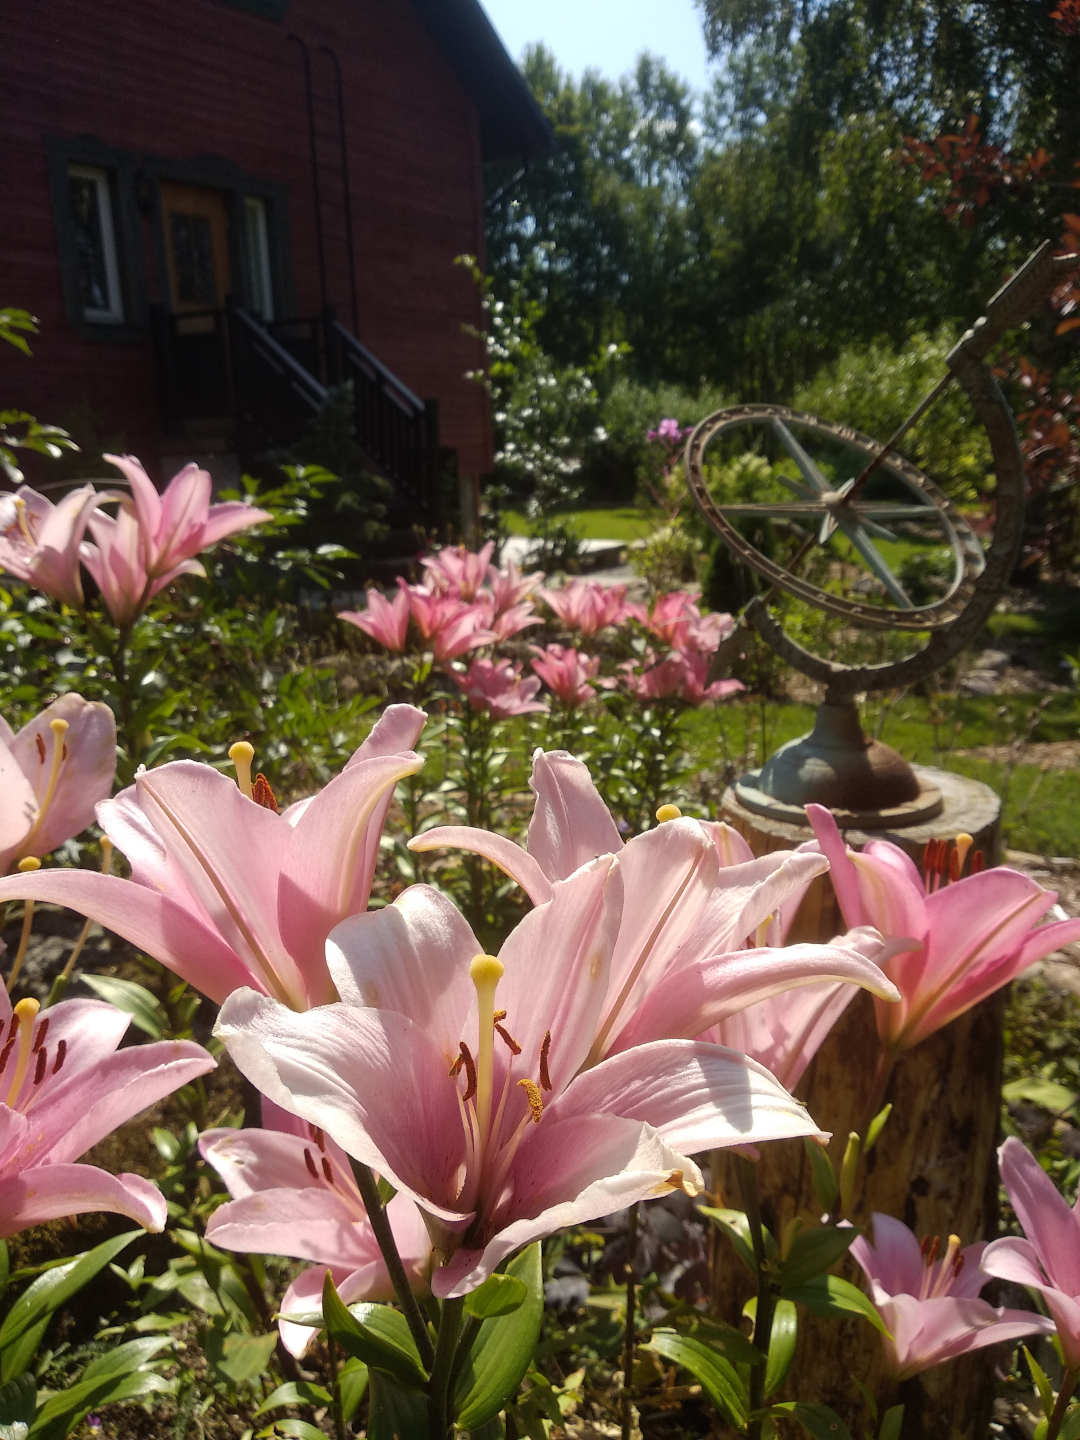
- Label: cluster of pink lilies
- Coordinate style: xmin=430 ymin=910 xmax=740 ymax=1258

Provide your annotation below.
xmin=339 ymin=541 xmax=744 ymax=717
xmin=0 ymin=454 xmax=270 ymax=626
xmin=3 ymin=691 xmax=1080 ymax=1388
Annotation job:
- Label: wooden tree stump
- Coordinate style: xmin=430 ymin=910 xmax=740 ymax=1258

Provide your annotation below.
xmin=711 ymin=767 xmax=1004 ymax=1438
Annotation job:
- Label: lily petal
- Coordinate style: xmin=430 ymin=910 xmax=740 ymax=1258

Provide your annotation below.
xmin=215 ymin=990 xmax=471 ymax=1226
xmin=433 ymin=1114 xmax=694 ymax=1297
xmin=278 ymin=751 xmax=424 ymax=996
xmin=327 ymin=885 xmax=479 ymax=1059
xmin=0 ymin=869 xmax=258 ymax=1003
xmin=549 ymin=1039 xmax=829 ymax=1155
xmin=0 ymin=1164 xmax=166 ymax=1239
xmin=608 ymin=938 xmax=897 ymax=1054
xmin=408 ymin=826 xmax=553 ymax=906
xmin=527 ymin=750 xmax=623 ymax=879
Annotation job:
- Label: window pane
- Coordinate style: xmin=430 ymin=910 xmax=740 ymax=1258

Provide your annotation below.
xmin=170 ymin=213 xmax=217 ymax=305
xmin=68 ymin=170 xmax=122 ymax=319
xmin=244 ymin=197 xmax=274 ymax=321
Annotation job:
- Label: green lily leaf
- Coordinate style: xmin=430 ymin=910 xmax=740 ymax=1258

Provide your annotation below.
xmin=322 ymin=1275 xmax=428 ymax=1391
xmin=77 ymin=974 xmax=166 ymax=1039
xmin=767 ymin=1401 xmax=853 ymax=1439
xmin=0 ymin=1232 xmax=142 ymax=1383
xmin=367 ymin=1370 xmax=428 ymax=1440
xmin=781 ymin=1275 xmax=889 ymax=1336
xmin=645 ymin=1330 xmax=748 ymax=1428
xmin=778 ymin=1225 xmax=859 ymax=1288
xmin=0 ymin=1374 xmax=35 ymax=1440
xmin=464 ymin=1273 xmax=527 ymax=1320
xmin=454 ymin=1244 xmax=543 ymax=1429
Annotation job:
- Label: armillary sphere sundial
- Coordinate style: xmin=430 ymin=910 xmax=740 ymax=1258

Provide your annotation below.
xmin=686 ymin=241 xmax=1080 ymax=829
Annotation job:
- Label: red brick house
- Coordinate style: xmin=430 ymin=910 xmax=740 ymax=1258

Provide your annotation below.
xmin=1 ymin=0 xmax=549 ymax=534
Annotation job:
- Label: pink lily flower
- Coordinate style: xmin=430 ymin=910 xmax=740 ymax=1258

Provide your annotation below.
xmin=530 ymin=644 xmax=601 ymax=708
xmin=402 ymin=586 xmax=495 ymax=660
xmin=409 ymin=750 xmax=900 ymax=1066
xmin=1 ymin=694 xmax=116 ymax=873
xmin=0 ymin=705 xmax=427 ymax=1009
xmin=487 ymin=559 xmax=542 ymax=614
xmin=200 ymin=1099 xmax=431 ymax=1357
xmin=807 ymin=805 xmax=1080 ymax=1052
xmin=538 ymin=579 xmax=633 ymax=637
xmin=620 ymin=650 xmax=744 ymax=705
xmin=451 ymin=657 xmax=549 ymax=719
xmin=338 ymin=587 xmax=411 ymax=652
xmin=0 ymin=989 xmax=214 ymax=1238
xmin=420 ymin=542 xmax=494 ymax=600
xmin=484 ymin=598 xmax=542 ymax=643
xmin=0 ymin=483 xmax=106 ymax=608
xmin=983 ymin=1137 xmax=1080 ymax=1370
xmin=79 ymin=501 xmax=157 ymax=627
xmin=707 ymin=976 xmax=861 ymax=1091
xmin=642 ymin=590 xmax=703 ymax=645
xmin=216 ymin=858 xmax=835 ymax=1297
xmin=103 ymin=454 xmax=271 ymax=583
xmin=850 ymin=1211 xmax=1053 ymax=1379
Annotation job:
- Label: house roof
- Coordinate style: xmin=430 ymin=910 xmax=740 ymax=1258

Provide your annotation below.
xmin=409 ymin=0 xmax=553 ymax=160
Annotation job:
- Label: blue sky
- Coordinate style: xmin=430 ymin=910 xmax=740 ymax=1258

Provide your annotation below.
xmin=479 ymin=0 xmax=718 ymax=94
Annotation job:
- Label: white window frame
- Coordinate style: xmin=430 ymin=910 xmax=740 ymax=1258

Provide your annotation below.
xmin=244 ymin=196 xmax=275 ymax=322
xmin=68 ymin=164 xmax=124 ymax=323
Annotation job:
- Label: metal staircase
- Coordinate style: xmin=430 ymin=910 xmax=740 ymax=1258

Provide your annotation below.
xmin=150 ymin=302 xmax=444 ymax=532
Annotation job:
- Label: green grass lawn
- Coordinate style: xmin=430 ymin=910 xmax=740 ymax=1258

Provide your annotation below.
xmin=503 ymin=507 xmax=659 ymax=542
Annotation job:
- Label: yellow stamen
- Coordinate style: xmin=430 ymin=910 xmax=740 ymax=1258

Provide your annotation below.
xmin=518 ymin=1077 xmax=543 ymax=1124
xmin=6 ymin=858 xmax=41 ymax=994
xmin=19 ymin=721 xmax=69 ymax=855
xmin=655 ymin=803 xmax=682 ymax=823
xmin=14 ymin=497 xmax=34 ymax=547
xmin=470 ymin=954 xmax=504 ymax=1142
xmin=229 ymin=741 xmax=255 ymax=798
xmin=953 ymin=832 xmax=973 ymax=874
xmin=5 ymin=997 xmax=40 ymax=1105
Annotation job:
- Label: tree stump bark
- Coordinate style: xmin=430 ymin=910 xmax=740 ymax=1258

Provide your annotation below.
xmin=711 ymin=768 xmax=1004 ymax=1438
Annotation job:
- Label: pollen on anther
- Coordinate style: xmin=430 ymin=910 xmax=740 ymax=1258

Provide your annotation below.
xmin=539 ymin=1031 xmax=552 ymax=1091
xmin=321 ymin=1156 xmax=333 ymax=1183
xmin=252 ymin=773 xmax=279 ymax=812
xmin=33 ymin=1049 xmax=47 ymax=1084
xmin=454 ymin=1042 xmax=478 ymax=1102
xmin=35 ymin=733 xmax=46 ymax=764
xmin=309 ymin=1125 xmax=326 ymax=1152
xmin=52 ymin=1039 xmax=67 ymax=1075
xmin=0 ymin=1038 xmax=15 ymax=1075
xmin=518 ymin=1077 xmax=543 ymax=1124
xmin=304 ymin=1148 xmax=319 ymax=1180
xmin=495 ymin=1020 xmax=522 ymax=1055
xmin=32 ymin=1018 xmax=49 ymax=1053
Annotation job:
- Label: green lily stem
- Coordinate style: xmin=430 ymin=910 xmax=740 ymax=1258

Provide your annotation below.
xmin=349 ymin=1160 xmax=435 ymax=1371
xmin=327 ymin=1330 xmax=347 ymax=1440
xmin=621 ymin=1202 xmax=639 ymax=1440
xmin=1047 ymin=1368 xmax=1079 ymax=1440
xmin=737 ymin=1155 xmax=774 ymax=1440
xmin=428 ymin=1295 xmax=465 ymax=1440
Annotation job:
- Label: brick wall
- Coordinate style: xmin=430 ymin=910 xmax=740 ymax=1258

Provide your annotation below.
xmin=0 ymin=0 xmax=492 ymax=482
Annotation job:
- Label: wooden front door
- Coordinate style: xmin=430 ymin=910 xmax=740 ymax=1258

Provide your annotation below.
xmin=159 ymin=183 xmax=232 ymax=313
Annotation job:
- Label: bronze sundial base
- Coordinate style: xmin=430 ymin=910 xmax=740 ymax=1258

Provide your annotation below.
xmin=731 ymin=700 xmax=943 ymax=829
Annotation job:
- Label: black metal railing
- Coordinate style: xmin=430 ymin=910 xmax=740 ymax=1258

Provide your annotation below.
xmin=327 ymin=319 xmax=440 ymax=520
xmin=152 ymin=302 xmax=442 ymax=527
xmin=227 ymin=303 xmax=328 ymax=456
